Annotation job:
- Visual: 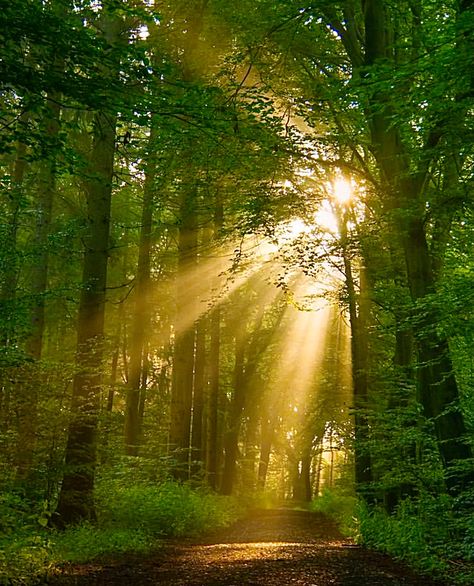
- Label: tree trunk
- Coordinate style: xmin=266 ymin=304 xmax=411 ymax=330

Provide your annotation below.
xmin=301 ymin=452 xmax=312 ymax=502
xmin=257 ymin=416 xmax=274 ymax=490
xmin=340 ymin=211 xmax=373 ymax=498
xmin=124 ymin=136 xmax=156 ymax=456
xmin=169 ymin=188 xmax=198 ymax=480
xmin=220 ymin=324 xmax=246 ymax=495
xmin=54 ymin=105 xmax=116 ymax=526
xmin=191 ymin=318 xmax=206 ymax=477
xmin=207 ymin=305 xmax=220 ymax=489
xmin=206 ymin=198 xmax=223 ymax=489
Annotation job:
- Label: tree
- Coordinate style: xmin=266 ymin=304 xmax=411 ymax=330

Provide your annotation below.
xmin=54 ymin=5 xmax=129 ymax=526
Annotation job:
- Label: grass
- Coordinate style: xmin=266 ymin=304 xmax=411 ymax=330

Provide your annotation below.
xmin=0 ymin=478 xmax=243 ymax=585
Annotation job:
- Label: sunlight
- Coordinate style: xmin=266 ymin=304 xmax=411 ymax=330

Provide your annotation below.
xmin=314 ymin=200 xmax=338 ymax=234
xmin=266 ymin=276 xmax=333 ymax=411
xmin=332 ymin=176 xmax=352 ymax=205
xmin=162 ymin=236 xmax=284 ymax=337
xmin=278 ymin=218 xmax=312 ymax=241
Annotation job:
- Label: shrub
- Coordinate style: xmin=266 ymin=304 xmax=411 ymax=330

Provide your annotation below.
xmin=0 ymin=534 xmax=52 ymax=586
xmin=311 ymin=488 xmax=358 ymax=537
xmin=95 ymin=479 xmax=241 ymax=537
xmin=0 ymin=479 xmax=243 ymax=585
xmin=357 ymin=493 xmax=474 ymax=584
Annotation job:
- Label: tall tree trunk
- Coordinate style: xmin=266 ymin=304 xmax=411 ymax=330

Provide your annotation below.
xmin=169 ymin=188 xmax=198 ymax=480
xmin=340 ymin=211 xmax=373 ymax=498
xmin=207 ymin=305 xmax=220 ymax=489
xmin=220 ymin=323 xmax=246 ymax=495
xmin=124 ymin=136 xmax=156 ymax=456
xmin=191 ymin=317 xmax=206 ymax=477
xmin=54 ymin=106 xmax=116 ymax=526
xmin=206 ymin=198 xmax=223 ymax=489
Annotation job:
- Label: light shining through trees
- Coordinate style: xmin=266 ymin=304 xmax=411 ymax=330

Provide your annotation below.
xmin=332 ymin=177 xmax=353 ymax=205
xmin=153 ymin=200 xmax=354 ymax=496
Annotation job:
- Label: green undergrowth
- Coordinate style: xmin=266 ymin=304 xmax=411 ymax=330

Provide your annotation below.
xmin=0 ymin=479 xmax=244 ymax=585
xmin=357 ymin=494 xmax=474 ymax=586
xmin=311 ymin=488 xmax=358 ymax=537
xmin=311 ymin=488 xmax=474 ymax=585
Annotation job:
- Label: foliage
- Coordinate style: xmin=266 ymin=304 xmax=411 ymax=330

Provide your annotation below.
xmin=1 ymin=0 xmax=474 ymax=583
xmin=51 ymin=525 xmax=153 ymax=565
xmin=95 ymin=478 xmax=242 ymax=537
xmin=0 ymin=479 xmax=243 ymax=585
xmin=0 ymin=492 xmax=52 ymax=585
xmin=357 ymin=495 xmax=474 ymax=585
xmin=311 ymin=489 xmax=358 ymax=538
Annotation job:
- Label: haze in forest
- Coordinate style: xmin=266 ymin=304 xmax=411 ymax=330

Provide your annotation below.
xmin=1 ymin=1 xmax=474 ymax=584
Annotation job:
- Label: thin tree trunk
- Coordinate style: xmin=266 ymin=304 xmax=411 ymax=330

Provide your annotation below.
xmin=301 ymin=451 xmax=312 ymax=502
xmin=191 ymin=318 xmax=206 ymax=477
xmin=207 ymin=305 xmax=220 ymax=489
xmin=340 ymin=212 xmax=373 ymax=498
xmin=257 ymin=416 xmax=274 ymax=490
xmin=124 ymin=137 xmax=156 ymax=456
xmin=220 ymin=324 xmax=246 ymax=495
xmin=206 ymin=198 xmax=223 ymax=489
xmin=169 ymin=188 xmax=198 ymax=480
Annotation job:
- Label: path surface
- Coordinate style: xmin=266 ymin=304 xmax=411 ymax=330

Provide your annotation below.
xmin=51 ymin=509 xmax=447 ymax=585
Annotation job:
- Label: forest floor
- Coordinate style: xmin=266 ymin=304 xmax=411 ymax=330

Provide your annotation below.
xmin=48 ymin=509 xmax=448 ymax=585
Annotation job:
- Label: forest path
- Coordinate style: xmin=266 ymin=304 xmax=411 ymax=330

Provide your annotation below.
xmin=51 ymin=509 xmax=447 ymax=585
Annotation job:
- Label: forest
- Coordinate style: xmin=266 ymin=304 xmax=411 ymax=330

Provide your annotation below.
xmin=0 ymin=0 xmax=473 ymax=584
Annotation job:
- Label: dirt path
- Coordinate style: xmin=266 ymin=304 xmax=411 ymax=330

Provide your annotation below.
xmin=51 ymin=509 xmax=447 ymax=585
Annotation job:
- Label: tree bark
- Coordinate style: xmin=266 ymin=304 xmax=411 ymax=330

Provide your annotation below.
xmin=220 ymin=323 xmax=246 ymax=495
xmin=207 ymin=305 xmax=220 ymax=489
xmin=191 ymin=318 xmax=206 ymax=477
xmin=124 ymin=133 xmax=156 ymax=456
xmin=257 ymin=415 xmax=275 ymax=490
xmin=54 ymin=106 xmax=116 ymax=526
xmin=206 ymin=198 xmax=224 ymax=489
xmin=340 ymin=210 xmax=373 ymax=498
xmin=169 ymin=188 xmax=198 ymax=480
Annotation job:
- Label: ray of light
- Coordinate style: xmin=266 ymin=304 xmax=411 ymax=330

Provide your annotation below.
xmin=157 ymin=235 xmax=286 ymax=337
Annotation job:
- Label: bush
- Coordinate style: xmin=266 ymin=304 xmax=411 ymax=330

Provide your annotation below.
xmin=357 ymin=494 xmax=474 ymax=585
xmin=95 ymin=479 xmax=241 ymax=537
xmin=0 ymin=479 xmax=243 ymax=585
xmin=0 ymin=492 xmax=53 ymax=585
xmin=0 ymin=534 xmax=52 ymax=586
xmin=311 ymin=488 xmax=358 ymax=537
